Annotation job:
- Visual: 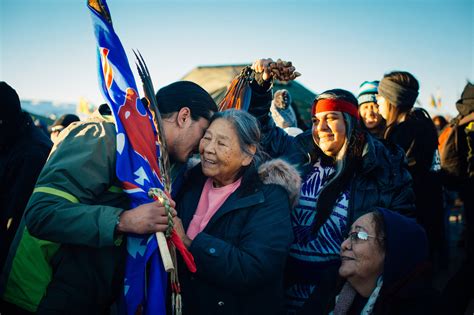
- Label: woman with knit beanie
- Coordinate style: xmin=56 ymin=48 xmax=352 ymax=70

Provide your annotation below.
xmin=246 ymin=58 xmax=416 ymax=315
xmin=357 ymin=81 xmax=385 ymax=139
xmin=377 ymin=71 xmax=445 ymax=266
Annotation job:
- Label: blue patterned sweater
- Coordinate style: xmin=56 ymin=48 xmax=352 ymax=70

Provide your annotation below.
xmin=285 ymin=159 xmax=350 ymax=313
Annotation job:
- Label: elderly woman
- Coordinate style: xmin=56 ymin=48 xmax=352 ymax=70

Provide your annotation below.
xmin=333 ymin=208 xmax=437 ymax=314
xmin=173 ymin=109 xmax=299 ymax=314
xmin=247 ymin=59 xmax=415 ymax=314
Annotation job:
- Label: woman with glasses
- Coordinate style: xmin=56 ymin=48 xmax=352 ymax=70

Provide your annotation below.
xmin=333 ymin=208 xmax=437 ymax=315
xmin=247 ymin=59 xmax=416 ymax=315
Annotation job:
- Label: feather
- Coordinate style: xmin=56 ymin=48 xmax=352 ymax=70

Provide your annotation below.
xmin=218 ymin=66 xmax=253 ymax=112
xmin=133 ymin=50 xmax=172 ymax=193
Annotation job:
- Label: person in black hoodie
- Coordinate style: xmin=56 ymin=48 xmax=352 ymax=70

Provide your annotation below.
xmin=0 ymin=82 xmax=52 ymax=276
xmin=439 ymin=82 xmax=474 ymax=314
xmin=376 ymin=71 xmax=444 ymax=267
xmin=333 ymin=207 xmax=438 ymax=315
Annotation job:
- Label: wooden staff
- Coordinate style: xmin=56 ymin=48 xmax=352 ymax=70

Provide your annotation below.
xmin=135 ymin=50 xmax=175 ymax=272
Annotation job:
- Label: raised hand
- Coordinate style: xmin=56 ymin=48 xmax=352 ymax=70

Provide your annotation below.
xmin=251 ymin=58 xmax=301 ymax=82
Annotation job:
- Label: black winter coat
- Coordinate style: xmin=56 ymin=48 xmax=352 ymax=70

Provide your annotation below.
xmin=385 ymin=109 xmax=444 ymax=249
xmin=0 ymin=113 xmax=52 ymax=271
xmin=175 ymin=163 xmax=295 ymax=315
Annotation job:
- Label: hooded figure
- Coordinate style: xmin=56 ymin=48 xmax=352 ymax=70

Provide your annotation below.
xmin=456 ymin=82 xmax=474 ymax=116
xmin=0 ymin=82 xmax=52 ymax=272
xmin=438 ymin=82 xmax=474 ymax=314
xmin=0 ymin=82 xmax=23 ymax=148
xmin=334 ymin=208 xmax=438 ymax=315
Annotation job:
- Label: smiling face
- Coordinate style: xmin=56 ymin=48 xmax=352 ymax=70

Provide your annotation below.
xmin=199 ymin=118 xmax=254 ymax=187
xmin=312 ymin=111 xmax=347 ymax=157
xmin=339 ymin=213 xmax=385 ymax=287
xmin=359 ymin=102 xmax=383 ymax=130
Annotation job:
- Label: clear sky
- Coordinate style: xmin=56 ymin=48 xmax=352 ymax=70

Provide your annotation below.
xmin=1 ymin=0 xmax=472 ymax=117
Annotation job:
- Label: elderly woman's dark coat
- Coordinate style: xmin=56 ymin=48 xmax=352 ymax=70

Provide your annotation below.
xmin=175 ymin=159 xmax=298 ymax=315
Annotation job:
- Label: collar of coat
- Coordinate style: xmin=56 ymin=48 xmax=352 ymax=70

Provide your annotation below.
xmin=179 ymin=159 xmax=300 ymax=229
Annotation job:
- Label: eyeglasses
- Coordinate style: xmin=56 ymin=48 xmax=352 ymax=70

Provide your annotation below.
xmin=345 ymin=231 xmax=383 ymax=248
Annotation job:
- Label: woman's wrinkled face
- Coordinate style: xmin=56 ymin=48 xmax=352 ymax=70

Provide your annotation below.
xmin=359 ymin=102 xmax=383 ymax=130
xmin=312 ymin=111 xmax=346 ymax=157
xmin=199 ymin=118 xmax=254 ymax=187
xmin=339 ymin=213 xmax=385 ymax=285
xmin=376 ymin=95 xmax=389 ymax=120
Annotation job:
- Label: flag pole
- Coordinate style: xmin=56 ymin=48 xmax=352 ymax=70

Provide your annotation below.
xmin=134 ymin=50 xmax=175 ymax=272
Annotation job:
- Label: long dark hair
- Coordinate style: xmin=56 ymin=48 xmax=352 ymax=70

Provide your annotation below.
xmin=311 ymin=89 xmax=366 ymax=234
xmin=156 ymin=81 xmax=217 ymax=121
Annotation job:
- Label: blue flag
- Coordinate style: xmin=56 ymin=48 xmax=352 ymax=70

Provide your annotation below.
xmin=87 ymin=1 xmax=167 ymax=314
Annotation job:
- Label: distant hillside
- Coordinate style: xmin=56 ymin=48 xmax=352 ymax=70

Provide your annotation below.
xmin=21 ymin=99 xmax=77 ymax=120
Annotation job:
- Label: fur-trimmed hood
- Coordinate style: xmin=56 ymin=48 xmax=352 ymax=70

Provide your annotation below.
xmin=258 ymin=158 xmax=301 ymax=209
xmin=183 ymin=157 xmax=301 ymax=209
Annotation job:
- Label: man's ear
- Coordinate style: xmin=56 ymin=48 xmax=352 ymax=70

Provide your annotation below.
xmin=241 ymin=144 xmax=257 ymax=167
xmin=176 ymin=107 xmax=191 ymax=128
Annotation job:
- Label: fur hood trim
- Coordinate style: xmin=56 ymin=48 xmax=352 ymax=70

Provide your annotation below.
xmin=258 ymin=159 xmax=301 ymax=209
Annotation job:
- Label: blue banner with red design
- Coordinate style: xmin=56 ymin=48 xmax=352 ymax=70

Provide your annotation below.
xmin=87 ymin=1 xmax=166 ymax=314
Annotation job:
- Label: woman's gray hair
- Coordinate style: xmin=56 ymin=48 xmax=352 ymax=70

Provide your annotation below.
xmin=210 ymin=109 xmax=264 ymax=166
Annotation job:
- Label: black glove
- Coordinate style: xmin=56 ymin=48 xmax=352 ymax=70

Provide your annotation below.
xmin=248 ymin=72 xmax=273 ymax=125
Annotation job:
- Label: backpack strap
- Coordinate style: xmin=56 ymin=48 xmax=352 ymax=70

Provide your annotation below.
xmin=459 ymin=112 xmax=474 ymax=126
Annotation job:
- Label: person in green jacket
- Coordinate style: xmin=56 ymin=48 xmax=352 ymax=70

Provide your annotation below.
xmin=0 ymin=81 xmax=217 ymax=315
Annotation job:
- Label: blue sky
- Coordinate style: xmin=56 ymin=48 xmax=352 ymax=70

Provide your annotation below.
xmin=1 ymin=0 xmax=472 ymax=117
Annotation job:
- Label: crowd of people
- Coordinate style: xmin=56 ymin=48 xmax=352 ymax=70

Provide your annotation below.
xmin=0 ymin=57 xmax=473 ymax=315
